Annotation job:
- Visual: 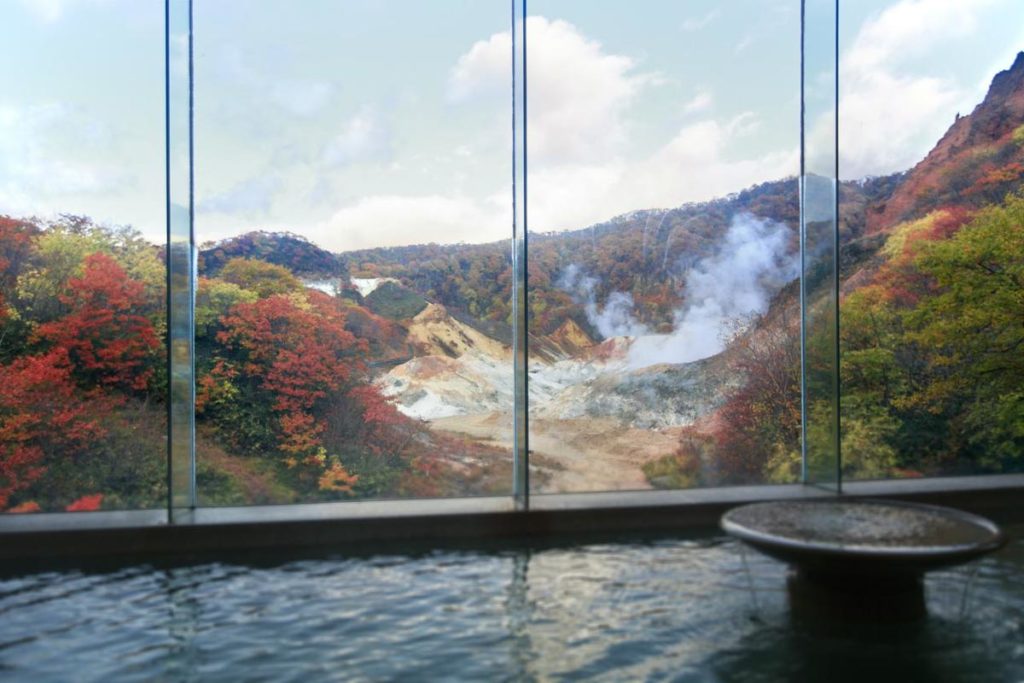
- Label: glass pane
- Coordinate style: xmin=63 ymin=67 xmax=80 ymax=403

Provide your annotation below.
xmin=512 ymin=0 xmax=528 ymax=508
xmin=0 ymin=2 xmax=168 ymax=514
xmin=168 ymin=0 xmax=196 ymax=514
xmin=837 ymin=2 xmax=1024 ymax=481
xmin=192 ymin=1 xmax=513 ymax=505
xmin=526 ymin=3 xmax=802 ymax=494
xmin=801 ymin=0 xmax=839 ymax=488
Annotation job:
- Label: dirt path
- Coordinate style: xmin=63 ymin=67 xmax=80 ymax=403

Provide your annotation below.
xmin=198 ymin=434 xmax=296 ymax=505
xmin=430 ymin=412 xmax=680 ymax=492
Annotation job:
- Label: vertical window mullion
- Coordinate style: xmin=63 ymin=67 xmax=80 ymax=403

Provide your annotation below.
xmin=512 ymin=0 xmax=529 ymax=510
xmin=166 ymin=0 xmax=197 ymax=519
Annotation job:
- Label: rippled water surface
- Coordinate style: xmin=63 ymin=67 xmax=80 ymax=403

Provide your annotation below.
xmin=1 ymin=529 xmax=1021 ymax=682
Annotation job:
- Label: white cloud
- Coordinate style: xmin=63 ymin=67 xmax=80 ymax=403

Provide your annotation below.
xmin=200 ymin=15 xmax=798 ymax=248
xmin=218 ymin=46 xmax=335 ymax=118
xmin=197 ymin=174 xmax=282 ymax=216
xmin=830 ymin=0 xmax=1002 ymax=178
xmin=0 ymin=103 xmax=125 ymax=215
xmin=734 ymin=34 xmax=755 ymax=54
xmin=322 ymin=109 xmax=393 ymax=167
xmin=18 ymin=0 xmax=111 ymax=23
xmin=844 ymin=0 xmax=990 ymax=74
xmin=448 ymin=30 xmax=511 ymax=102
xmin=529 ymin=114 xmax=797 ymax=232
xmin=681 ymin=90 xmax=713 ymax=115
xmin=526 ymin=163 xmax=624 ymax=233
xmin=450 ymin=16 xmax=659 ymax=164
xmin=680 ymin=10 xmax=719 ymax=33
xmin=19 ymin=0 xmax=69 ymax=22
xmin=270 ymin=81 xmax=335 ymax=117
xmin=316 ymin=193 xmax=510 ymax=251
xmin=441 ymin=17 xmax=796 ymax=236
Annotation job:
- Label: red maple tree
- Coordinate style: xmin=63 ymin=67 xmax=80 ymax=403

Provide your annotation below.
xmin=0 ymin=349 xmax=109 ymax=510
xmin=36 ymin=252 xmax=159 ymax=392
xmin=216 ymin=292 xmax=367 ymax=456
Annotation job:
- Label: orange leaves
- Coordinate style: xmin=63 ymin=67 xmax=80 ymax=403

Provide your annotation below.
xmin=215 ymin=293 xmax=368 ymax=465
xmin=873 ymin=210 xmax=977 ymax=307
xmin=712 ymin=316 xmax=802 ymax=484
xmin=317 ymin=461 xmax=358 ymax=493
xmin=0 ymin=443 xmax=44 ymax=511
xmin=338 ymin=385 xmax=414 ymax=462
xmin=207 ymin=289 xmax=420 ymax=493
xmin=196 ymin=360 xmax=238 ymax=413
xmin=1 ymin=250 xmax=144 ymax=511
xmin=65 ymin=493 xmax=103 ymax=512
xmin=924 ymin=206 xmax=973 ymax=242
xmin=6 ymin=501 xmax=40 ymax=513
xmin=966 ymin=162 xmax=1024 ymax=198
xmin=277 ymin=413 xmax=322 ymax=455
xmin=347 ymin=385 xmax=403 ymax=426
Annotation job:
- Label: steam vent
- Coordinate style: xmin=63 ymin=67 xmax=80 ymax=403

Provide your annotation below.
xmin=721 ymin=500 xmax=1007 ymax=621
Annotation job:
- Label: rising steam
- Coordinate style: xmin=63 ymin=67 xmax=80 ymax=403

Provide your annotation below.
xmin=559 ymin=213 xmax=798 ymax=369
xmin=557 ymin=264 xmax=650 ymax=338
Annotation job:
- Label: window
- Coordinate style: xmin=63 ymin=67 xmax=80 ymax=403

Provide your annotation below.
xmin=0 ymin=2 xmax=167 ymax=514
xmin=2 ymin=0 xmax=1022 ymax=521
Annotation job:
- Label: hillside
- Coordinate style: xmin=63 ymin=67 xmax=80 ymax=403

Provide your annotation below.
xmin=199 ymin=230 xmax=345 ymax=278
xmin=869 ymin=51 xmax=1024 ymax=233
xmin=826 ymin=52 xmax=1024 ymax=482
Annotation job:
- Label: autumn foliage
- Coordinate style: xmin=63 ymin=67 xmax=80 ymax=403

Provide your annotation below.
xmin=199 ymin=287 xmax=428 ymax=497
xmin=215 ymin=292 xmax=361 ymax=454
xmin=6 ymin=54 xmax=1024 ymax=511
xmin=1 ymin=217 xmax=164 ymax=513
xmin=36 ymin=253 xmax=159 ymax=392
xmin=65 ymin=493 xmax=104 ymax=512
xmin=0 ymin=349 xmax=110 ymax=509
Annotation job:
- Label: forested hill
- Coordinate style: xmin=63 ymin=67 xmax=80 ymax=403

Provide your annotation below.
xmin=199 ymin=230 xmax=345 ymax=279
xmin=821 ymin=51 xmax=1024 ymax=480
xmin=637 ymin=50 xmax=1024 ymax=486
xmin=868 ymin=50 xmax=1024 ymax=233
xmin=200 ymin=175 xmax=884 ymax=341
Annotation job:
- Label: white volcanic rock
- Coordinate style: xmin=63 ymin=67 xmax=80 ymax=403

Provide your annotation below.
xmin=350 ymin=277 xmax=400 ymax=297
xmin=379 ymin=353 xmax=513 ymax=420
xmin=377 ymin=303 xmax=513 ymax=420
xmin=379 ymin=305 xmax=735 ymax=429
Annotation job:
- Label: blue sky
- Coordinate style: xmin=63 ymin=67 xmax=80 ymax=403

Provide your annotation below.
xmin=1 ymin=0 xmax=1023 ymax=250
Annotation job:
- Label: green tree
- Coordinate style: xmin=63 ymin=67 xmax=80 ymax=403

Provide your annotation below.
xmin=905 ymin=193 xmax=1024 ymax=468
xmin=195 ymin=277 xmax=258 ymax=338
xmin=220 ymin=257 xmax=302 ymax=299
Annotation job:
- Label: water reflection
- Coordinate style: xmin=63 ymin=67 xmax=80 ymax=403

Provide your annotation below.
xmin=0 ymin=531 xmax=1019 ymax=681
xmin=161 ymin=567 xmax=203 ymax=681
xmin=505 ymin=550 xmax=536 ymax=681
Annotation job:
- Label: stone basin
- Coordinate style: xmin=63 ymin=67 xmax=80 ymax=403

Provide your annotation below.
xmin=721 ymin=499 xmax=1007 ymax=621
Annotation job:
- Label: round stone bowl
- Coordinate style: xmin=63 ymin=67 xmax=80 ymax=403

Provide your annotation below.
xmin=721 ymin=499 xmax=1007 ymax=621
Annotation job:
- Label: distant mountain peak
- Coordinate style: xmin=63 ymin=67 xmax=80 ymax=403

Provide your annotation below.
xmin=199 ymin=229 xmax=344 ymax=278
xmin=869 ymin=51 xmax=1024 ymax=232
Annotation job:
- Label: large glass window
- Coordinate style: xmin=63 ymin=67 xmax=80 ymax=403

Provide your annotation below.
xmin=4 ymin=0 xmax=1020 ymax=522
xmin=801 ymin=0 xmax=840 ymax=489
xmin=0 ymin=1 xmax=167 ymax=514
xmin=191 ymin=1 xmax=514 ymax=505
xmin=524 ymin=2 xmax=802 ymax=494
xmin=836 ymin=1 xmax=1024 ymax=481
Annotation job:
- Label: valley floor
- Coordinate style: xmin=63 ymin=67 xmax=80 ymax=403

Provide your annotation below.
xmin=431 ymin=412 xmax=681 ymax=493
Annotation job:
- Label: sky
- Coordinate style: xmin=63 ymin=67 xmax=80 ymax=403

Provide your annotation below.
xmin=1 ymin=0 xmax=1023 ymax=251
